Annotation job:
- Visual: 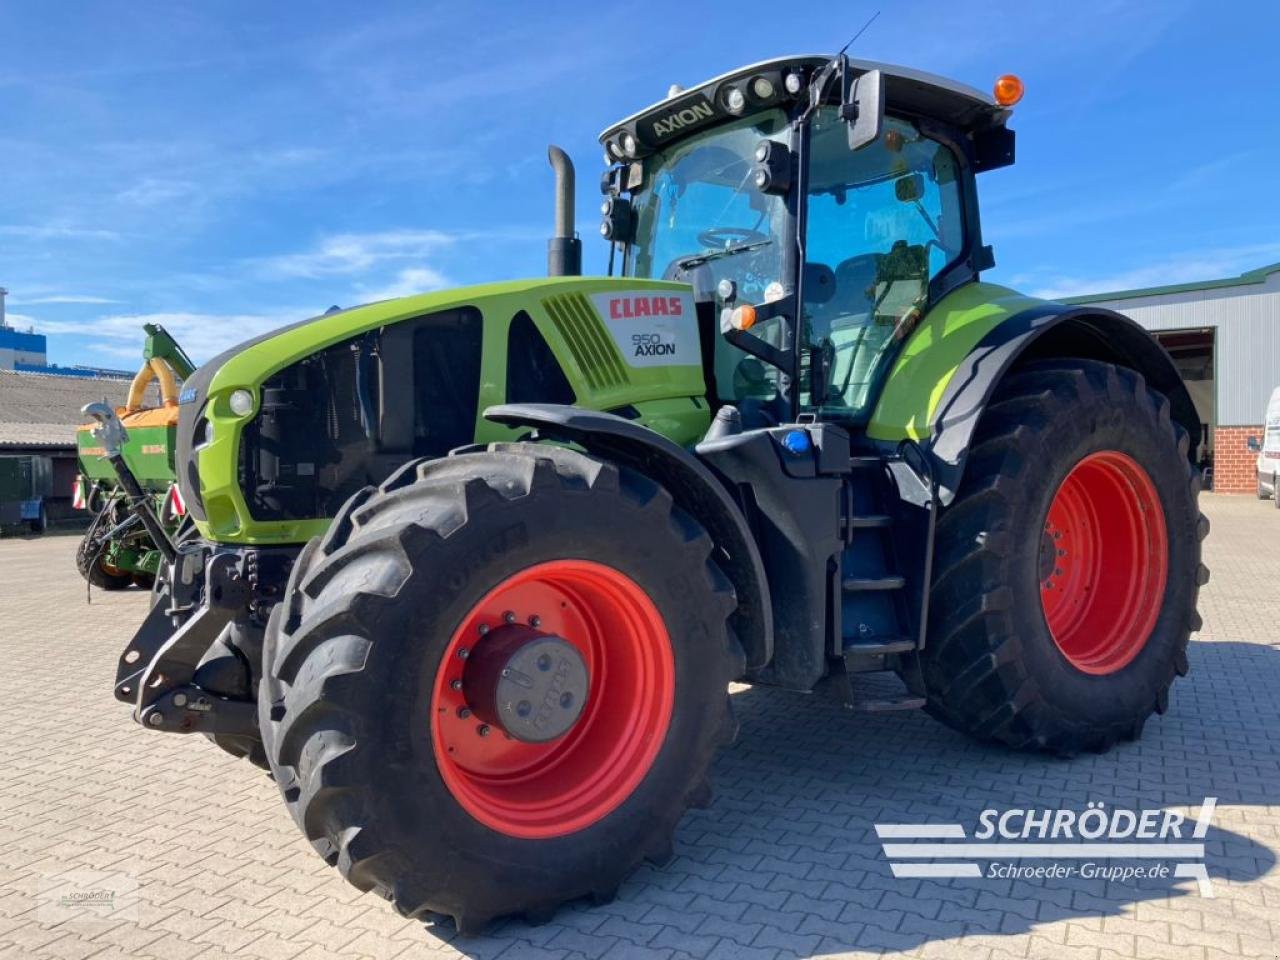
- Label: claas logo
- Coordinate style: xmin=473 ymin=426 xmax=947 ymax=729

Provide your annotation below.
xmin=607 ymin=296 xmax=684 ymax=320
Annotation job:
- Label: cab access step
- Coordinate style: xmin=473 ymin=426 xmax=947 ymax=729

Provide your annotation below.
xmin=834 ymin=442 xmax=936 ymax=713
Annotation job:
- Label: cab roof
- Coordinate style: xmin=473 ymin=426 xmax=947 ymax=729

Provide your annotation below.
xmin=600 ymin=54 xmax=1010 ymax=154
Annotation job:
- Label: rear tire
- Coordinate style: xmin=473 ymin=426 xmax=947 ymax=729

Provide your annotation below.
xmin=919 ymin=359 xmax=1207 ymax=754
xmin=259 ymin=443 xmax=742 ymax=931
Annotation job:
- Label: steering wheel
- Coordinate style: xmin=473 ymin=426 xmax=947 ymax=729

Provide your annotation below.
xmin=697 ymin=226 xmax=769 ymax=250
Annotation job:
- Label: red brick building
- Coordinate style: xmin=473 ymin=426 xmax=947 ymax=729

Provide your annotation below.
xmin=1066 ymin=263 xmax=1280 ymax=494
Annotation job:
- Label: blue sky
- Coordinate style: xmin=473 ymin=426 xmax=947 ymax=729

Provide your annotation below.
xmin=3 ymin=1 xmax=1278 ymax=368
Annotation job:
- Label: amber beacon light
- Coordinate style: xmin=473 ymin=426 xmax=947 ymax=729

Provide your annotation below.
xmin=993 ymin=74 xmax=1025 ymax=106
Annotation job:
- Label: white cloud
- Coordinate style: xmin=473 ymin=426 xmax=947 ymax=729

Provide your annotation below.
xmin=29 ymin=310 xmax=312 ymax=365
xmin=1022 ymin=243 xmax=1280 ymax=300
xmin=4 ymin=312 xmax=38 ymax=330
xmin=354 ymin=266 xmax=450 ymax=302
xmin=0 ymin=224 xmax=121 ymax=241
xmin=116 ymin=178 xmax=202 ymax=207
xmin=257 ymin=229 xmax=456 ymax=279
xmin=7 ymin=294 xmax=121 ymax=305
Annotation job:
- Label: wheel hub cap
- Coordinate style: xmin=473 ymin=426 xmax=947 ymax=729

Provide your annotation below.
xmin=462 ymin=626 xmax=589 ymax=743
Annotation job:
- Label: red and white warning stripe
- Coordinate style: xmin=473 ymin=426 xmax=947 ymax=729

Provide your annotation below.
xmin=165 ymin=482 xmax=187 ymax=519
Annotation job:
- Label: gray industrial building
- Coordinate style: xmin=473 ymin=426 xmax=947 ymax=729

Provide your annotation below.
xmin=1066 ymin=261 xmax=1280 ymax=493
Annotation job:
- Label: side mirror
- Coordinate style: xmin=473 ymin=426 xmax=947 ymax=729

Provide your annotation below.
xmin=1247 ymin=436 xmax=1261 ymax=453
xmin=843 ymin=67 xmax=884 ymax=152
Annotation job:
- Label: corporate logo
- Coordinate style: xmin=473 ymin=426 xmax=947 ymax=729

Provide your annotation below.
xmin=606 ymin=295 xmax=684 ymax=320
xmin=178 ymin=388 xmax=198 ymax=405
xmin=875 ymin=797 xmax=1217 ymax=897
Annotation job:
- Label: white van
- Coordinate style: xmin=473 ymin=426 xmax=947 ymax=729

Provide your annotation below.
xmin=1253 ymin=387 xmax=1280 ymax=504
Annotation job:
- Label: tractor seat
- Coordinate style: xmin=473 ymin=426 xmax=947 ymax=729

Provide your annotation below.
xmin=831 ymin=253 xmax=880 ymax=322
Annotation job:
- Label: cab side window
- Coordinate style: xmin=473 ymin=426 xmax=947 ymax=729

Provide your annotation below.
xmin=802 ymin=112 xmax=967 ymax=415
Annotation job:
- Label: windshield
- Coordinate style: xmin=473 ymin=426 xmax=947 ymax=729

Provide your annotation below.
xmin=629 ymin=110 xmax=789 ymax=404
xmin=630 ymin=110 xmax=788 ymax=293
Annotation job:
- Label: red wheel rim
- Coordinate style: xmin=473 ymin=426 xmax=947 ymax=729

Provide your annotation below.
xmin=1040 ymin=451 xmax=1168 ymax=675
xmin=431 ymin=559 xmax=674 ymax=839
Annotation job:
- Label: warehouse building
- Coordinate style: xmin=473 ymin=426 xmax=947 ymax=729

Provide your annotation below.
xmin=1066 ymin=261 xmax=1280 ymax=493
xmin=0 ymin=370 xmax=158 ymax=526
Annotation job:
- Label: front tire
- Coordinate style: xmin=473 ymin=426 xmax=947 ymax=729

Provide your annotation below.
xmin=919 ymin=360 xmax=1207 ymax=754
xmin=259 ymin=444 xmax=742 ymax=931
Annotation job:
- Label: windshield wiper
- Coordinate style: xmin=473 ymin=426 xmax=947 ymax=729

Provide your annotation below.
xmin=676 ymin=238 xmax=772 ymax=270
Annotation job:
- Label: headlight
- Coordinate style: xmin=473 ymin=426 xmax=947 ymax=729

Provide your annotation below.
xmin=229 ymin=389 xmax=255 ymax=417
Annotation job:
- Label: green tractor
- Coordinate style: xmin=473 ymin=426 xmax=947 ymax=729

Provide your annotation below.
xmin=75 ymin=324 xmax=194 ymax=589
xmin=105 ymin=54 xmax=1207 ymax=931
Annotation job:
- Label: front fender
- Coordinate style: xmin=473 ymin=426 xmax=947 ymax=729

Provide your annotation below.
xmin=484 ymin=403 xmax=772 ymax=673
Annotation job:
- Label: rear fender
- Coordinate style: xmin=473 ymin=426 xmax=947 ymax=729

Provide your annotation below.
xmin=867 ymin=283 xmax=1197 ymax=503
xmin=484 ymin=403 xmax=772 ymax=673
xmin=926 ymin=306 xmax=1198 ymax=502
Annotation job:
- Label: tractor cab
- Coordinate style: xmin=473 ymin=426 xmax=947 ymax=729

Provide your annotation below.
xmin=599 ymin=56 xmax=1016 ymax=427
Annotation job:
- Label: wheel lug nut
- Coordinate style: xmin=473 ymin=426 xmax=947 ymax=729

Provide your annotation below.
xmin=450 ymin=679 xmax=463 ymax=691
xmin=477 ymin=724 xmax=491 ymax=737
xmin=477 ymin=624 xmax=489 ymax=636
xmin=457 ymin=647 xmax=469 ymax=659
xmin=529 ymin=615 xmax=541 ymax=628
xmin=503 ymin=611 xmax=516 ymax=624
xmin=457 ymin=706 xmax=472 ymax=719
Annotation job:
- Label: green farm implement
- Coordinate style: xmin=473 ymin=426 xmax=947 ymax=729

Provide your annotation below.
xmin=75 ymin=324 xmax=193 ymax=589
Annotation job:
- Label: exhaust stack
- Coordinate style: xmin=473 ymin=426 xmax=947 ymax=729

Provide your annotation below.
xmin=546 ymin=145 xmax=582 ymax=277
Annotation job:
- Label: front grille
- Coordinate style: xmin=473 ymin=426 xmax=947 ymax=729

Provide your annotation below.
xmin=542 ymin=292 xmax=630 ymax=392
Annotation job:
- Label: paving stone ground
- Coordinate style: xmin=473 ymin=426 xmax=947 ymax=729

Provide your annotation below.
xmin=1 ymin=493 xmax=1278 ymax=960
